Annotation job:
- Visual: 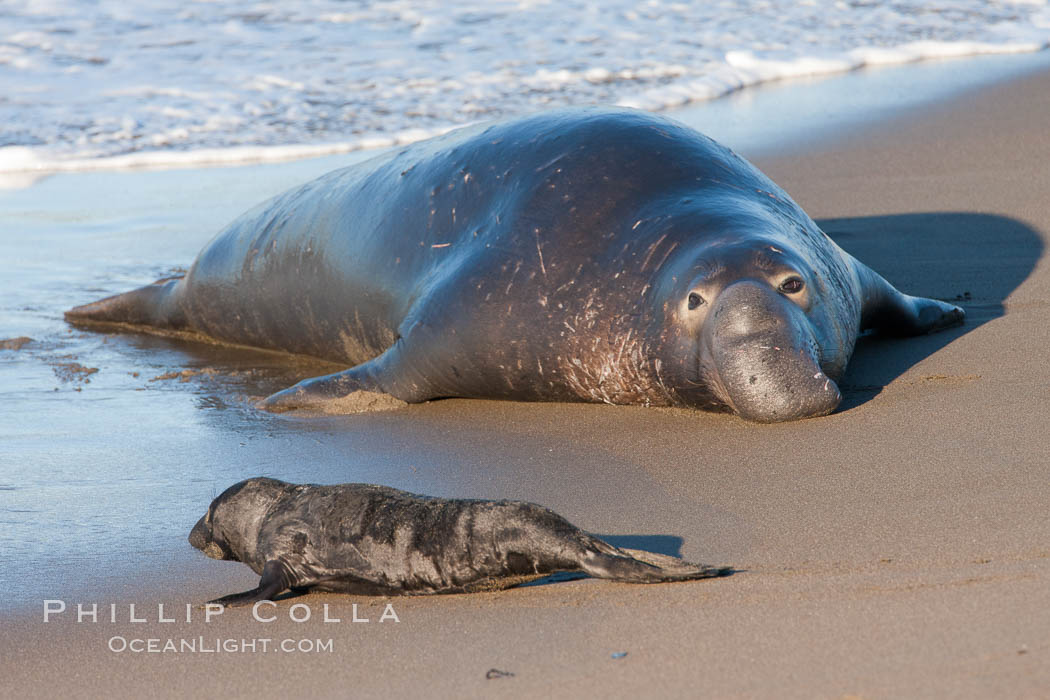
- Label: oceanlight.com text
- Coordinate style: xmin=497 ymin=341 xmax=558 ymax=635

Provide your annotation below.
xmin=107 ymin=636 xmax=334 ymax=653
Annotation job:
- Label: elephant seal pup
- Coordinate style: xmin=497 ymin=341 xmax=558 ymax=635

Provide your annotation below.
xmin=189 ymin=477 xmax=730 ymax=606
xmin=67 ymin=107 xmax=964 ymax=422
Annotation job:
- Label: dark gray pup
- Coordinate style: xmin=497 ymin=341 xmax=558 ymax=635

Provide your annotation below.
xmin=189 ymin=477 xmax=730 ymax=606
xmin=68 ymin=108 xmax=963 ymax=422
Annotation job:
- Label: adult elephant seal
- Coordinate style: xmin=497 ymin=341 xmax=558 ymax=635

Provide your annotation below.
xmin=67 ymin=108 xmax=964 ymax=422
xmin=189 ymin=477 xmax=730 ymax=605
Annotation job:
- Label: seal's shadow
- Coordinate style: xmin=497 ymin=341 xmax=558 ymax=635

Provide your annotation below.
xmin=819 ymin=212 xmax=1042 ymax=410
xmin=597 ymin=533 xmax=686 ymax=557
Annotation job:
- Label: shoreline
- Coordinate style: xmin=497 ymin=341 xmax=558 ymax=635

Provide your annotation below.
xmin=4 ymin=58 xmax=1050 ymax=696
xmin=3 ymin=49 xmax=1050 ymax=184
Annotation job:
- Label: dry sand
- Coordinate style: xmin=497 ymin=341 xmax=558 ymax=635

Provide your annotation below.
xmin=5 ymin=66 xmax=1050 ymax=698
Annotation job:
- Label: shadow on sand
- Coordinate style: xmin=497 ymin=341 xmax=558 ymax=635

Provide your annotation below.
xmin=598 ymin=533 xmax=687 ymax=558
xmin=819 ymin=212 xmax=1043 ymax=410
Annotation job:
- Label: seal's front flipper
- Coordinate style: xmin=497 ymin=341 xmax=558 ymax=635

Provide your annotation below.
xmin=65 ymin=276 xmax=186 ymax=329
xmin=207 ymin=560 xmax=294 ymax=607
xmin=855 ymin=262 xmax=964 ymax=336
xmin=258 ymin=337 xmax=435 ymax=414
xmin=257 ymin=364 xmax=409 ymax=414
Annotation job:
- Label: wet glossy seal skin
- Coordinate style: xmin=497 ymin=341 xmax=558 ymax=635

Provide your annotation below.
xmin=189 ymin=477 xmax=731 ymax=606
xmin=67 ymin=108 xmax=964 ymax=422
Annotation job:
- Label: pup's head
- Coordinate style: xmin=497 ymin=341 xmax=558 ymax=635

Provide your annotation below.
xmin=189 ymin=477 xmax=289 ymax=562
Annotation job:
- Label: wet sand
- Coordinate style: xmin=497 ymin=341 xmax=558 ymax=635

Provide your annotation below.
xmin=4 ymin=63 xmax=1050 ymax=697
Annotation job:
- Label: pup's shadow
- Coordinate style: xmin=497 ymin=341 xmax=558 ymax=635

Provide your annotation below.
xmin=597 ymin=533 xmax=686 ymax=556
xmin=818 ymin=212 xmax=1042 ymax=410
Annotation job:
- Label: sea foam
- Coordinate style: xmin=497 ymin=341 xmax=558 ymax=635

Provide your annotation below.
xmin=1 ymin=0 xmax=1048 ymax=172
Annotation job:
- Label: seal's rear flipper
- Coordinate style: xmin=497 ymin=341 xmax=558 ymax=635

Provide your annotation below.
xmin=579 ymin=545 xmax=732 ymax=583
xmin=854 ymin=262 xmax=964 ymax=336
xmin=206 ymin=560 xmax=294 ymax=608
xmin=65 ymin=276 xmax=186 ymax=329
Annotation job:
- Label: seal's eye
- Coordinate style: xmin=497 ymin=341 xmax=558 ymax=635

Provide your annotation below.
xmin=779 ymin=277 xmax=804 ymax=294
xmin=687 ymin=292 xmax=704 ymax=310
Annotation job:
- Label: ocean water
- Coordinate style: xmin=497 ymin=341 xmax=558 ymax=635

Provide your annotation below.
xmin=2 ymin=0 xmax=1049 ymax=172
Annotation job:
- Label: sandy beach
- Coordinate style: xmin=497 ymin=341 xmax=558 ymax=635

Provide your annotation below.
xmin=3 ymin=59 xmax=1050 ymax=698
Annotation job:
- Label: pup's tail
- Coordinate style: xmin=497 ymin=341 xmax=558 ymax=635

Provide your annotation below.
xmin=65 ymin=276 xmax=186 ymax=329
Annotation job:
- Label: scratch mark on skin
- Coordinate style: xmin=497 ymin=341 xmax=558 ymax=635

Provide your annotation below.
xmin=632 ymin=219 xmax=642 ymax=230
xmin=640 ymin=233 xmax=668 ymax=271
xmin=535 ymin=153 xmax=567 ymax=172
xmin=505 ymin=261 xmax=522 ymax=295
xmin=597 ymin=360 xmax=609 ymax=389
xmin=432 ymin=243 xmax=451 ymax=248
xmin=535 ymin=228 xmax=547 ymax=280
xmin=616 ymin=328 xmax=633 ymax=365
xmin=653 ymin=241 xmax=679 ymax=272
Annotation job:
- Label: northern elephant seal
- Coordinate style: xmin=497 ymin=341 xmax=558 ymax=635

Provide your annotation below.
xmin=189 ymin=477 xmax=730 ymax=606
xmin=67 ymin=108 xmax=963 ymax=422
